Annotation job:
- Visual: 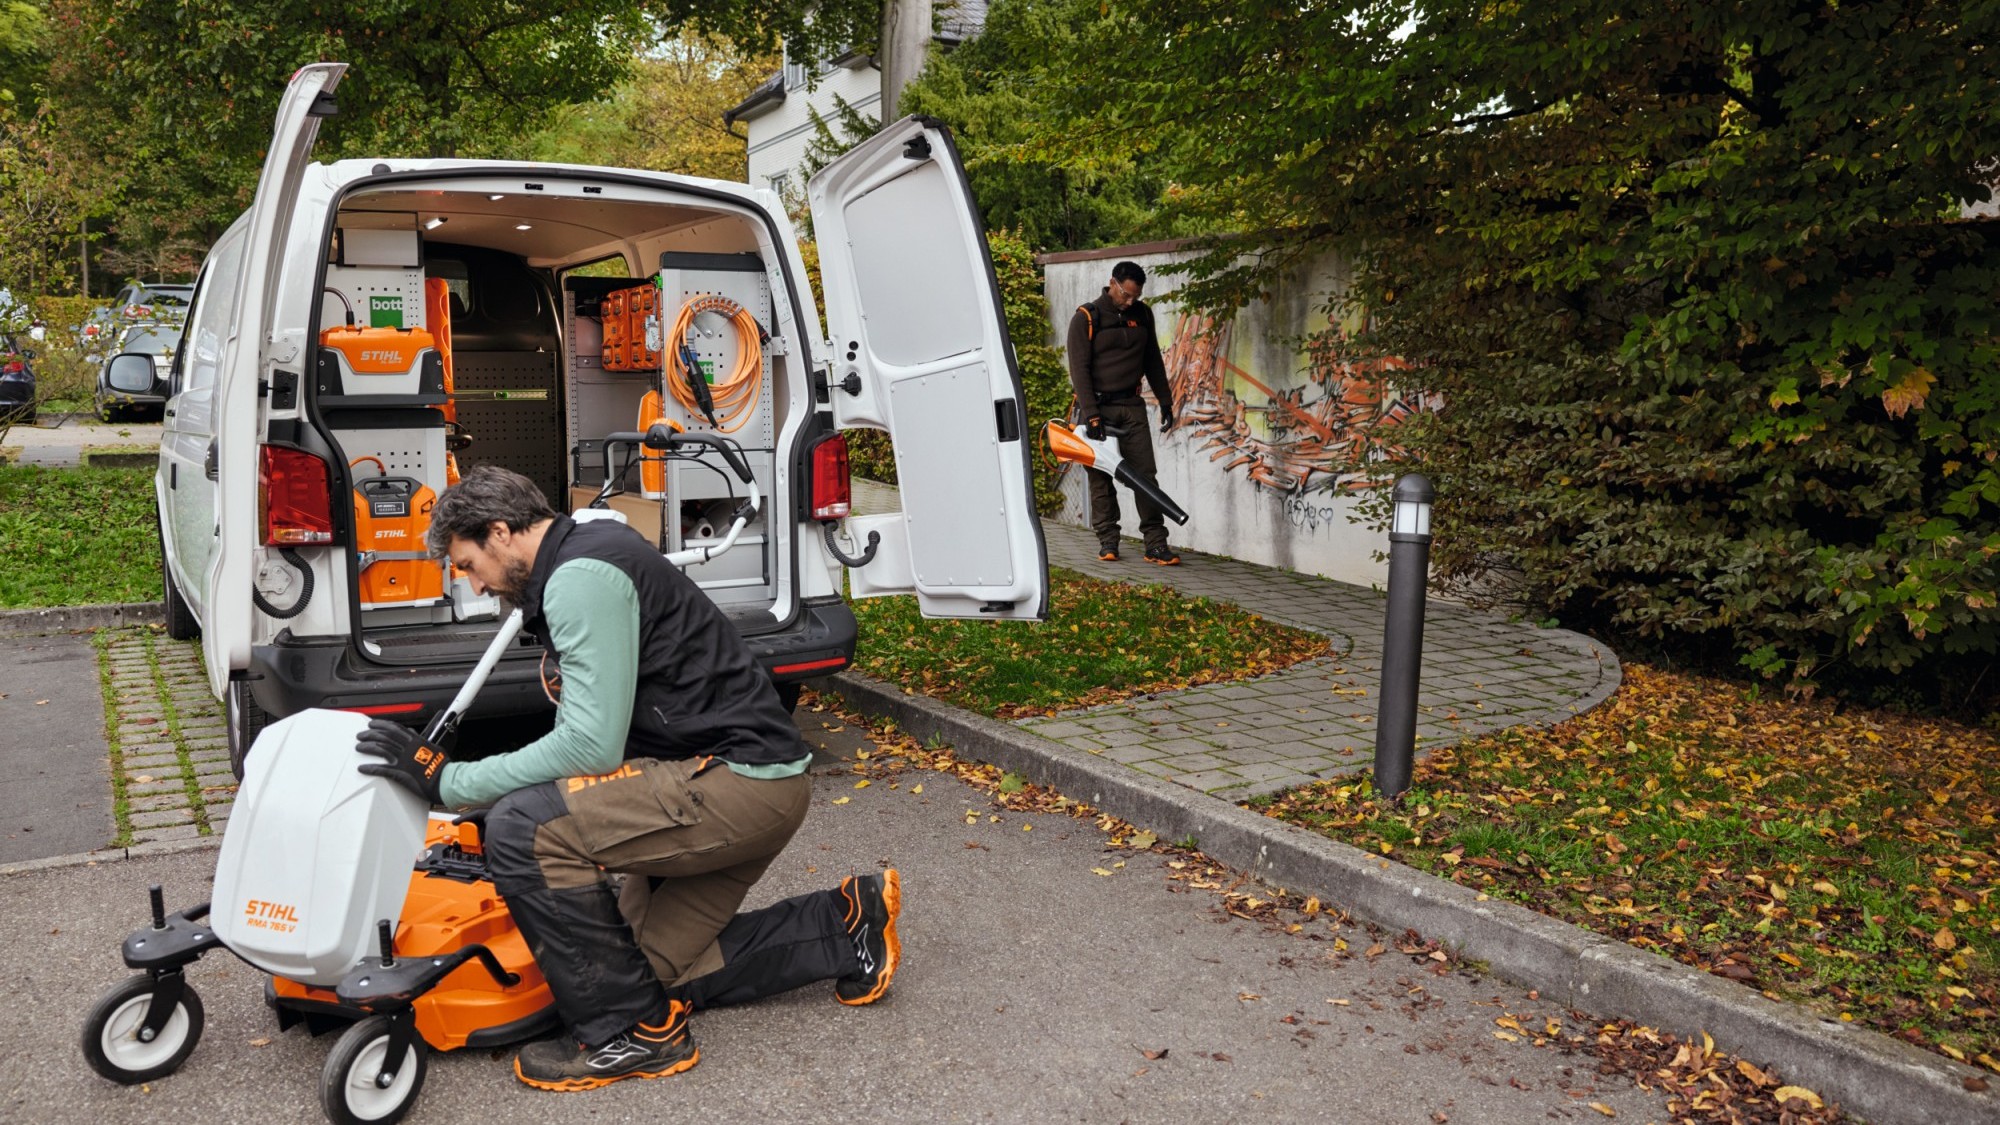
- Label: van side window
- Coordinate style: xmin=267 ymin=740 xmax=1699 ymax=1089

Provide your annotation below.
xmin=184 ymin=226 xmax=248 ymax=392
xmin=428 ymin=257 xmax=473 ymax=318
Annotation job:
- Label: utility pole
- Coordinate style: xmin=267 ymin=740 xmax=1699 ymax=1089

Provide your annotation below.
xmin=879 ymin=0 xmax=933 ymax=121
xmin=80 ymin=216 xmax=90 ymax=297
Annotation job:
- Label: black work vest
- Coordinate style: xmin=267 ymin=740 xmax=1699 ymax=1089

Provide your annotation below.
xmin=516 ymin=516 xmax=804 ymax=768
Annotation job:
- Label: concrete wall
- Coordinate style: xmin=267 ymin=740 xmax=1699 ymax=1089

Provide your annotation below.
xmin=1045 ymin=244 xmax=1417 ymax=589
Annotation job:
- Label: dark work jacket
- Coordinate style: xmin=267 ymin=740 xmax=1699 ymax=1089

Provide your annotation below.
xmin=1066 ymin=289 xmax=1172 ymax=420
xmin=515 ymin=515 xmax=804 ymax=768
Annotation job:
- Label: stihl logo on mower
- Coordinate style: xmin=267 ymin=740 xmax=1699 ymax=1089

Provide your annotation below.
xmin=243 ymin=899 xmax=300 ymax=933
xmin=359 ymin=349 xmax=409 ymax=365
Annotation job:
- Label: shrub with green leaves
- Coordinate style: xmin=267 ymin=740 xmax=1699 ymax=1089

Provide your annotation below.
xmin=1050 ymin=1 xmax=2000 ymax=706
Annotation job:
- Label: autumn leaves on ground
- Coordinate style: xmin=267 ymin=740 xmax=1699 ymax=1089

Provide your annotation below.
xmin=1262 ymin=664 xmax=2000 ymax=1077
xmin=849 ymin=571 xmax=1995 ymax=1112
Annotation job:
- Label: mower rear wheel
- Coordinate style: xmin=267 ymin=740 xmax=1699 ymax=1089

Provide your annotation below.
xmin=227 ymin=679 xmax=270 ymax=781
xmin=81 ymin=973 xmax=206 ymax=1084
xmin=321 ymin=1015 xmax=427 ymax=1125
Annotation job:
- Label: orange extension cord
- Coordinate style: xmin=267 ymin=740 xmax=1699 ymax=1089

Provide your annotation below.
xmin=664 ymin=294 xmax=763 ymax=433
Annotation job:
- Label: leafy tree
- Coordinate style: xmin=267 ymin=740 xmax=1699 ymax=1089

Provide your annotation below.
xmin=898 ymin=0 xmax=1178 ymax=251
xmin=0 ymin=0 xmax=46 ymax=108
xmin=518 ymin=32 xmax=776 ymax=181
xmin=1051 ymin=2 xmax=2000 ymax=704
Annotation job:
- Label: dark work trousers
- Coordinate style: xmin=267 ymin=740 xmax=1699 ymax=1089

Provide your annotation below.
xmin=1086 ymin=400 xmax=1168 ymax=553
xmin=483 ymin=756 xmax=860 ymax=1046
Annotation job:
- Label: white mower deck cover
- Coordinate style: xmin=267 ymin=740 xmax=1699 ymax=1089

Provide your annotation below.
xmin=210 ymin=709 xmax=428 ymax=986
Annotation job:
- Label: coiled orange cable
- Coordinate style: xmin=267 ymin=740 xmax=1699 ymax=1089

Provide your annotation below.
xmin=664 ymin=294 xmax=764 ymax=433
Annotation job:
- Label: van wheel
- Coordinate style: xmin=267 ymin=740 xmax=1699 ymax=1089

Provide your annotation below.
xmin=227 ymin=681 xmax=270 ymax=781
xmin=160 ymin=530 xmax=199 ymax=641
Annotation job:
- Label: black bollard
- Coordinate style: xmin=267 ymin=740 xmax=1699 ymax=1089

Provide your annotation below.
xmin=1372 ymin=474 xmax=1434 ymax=801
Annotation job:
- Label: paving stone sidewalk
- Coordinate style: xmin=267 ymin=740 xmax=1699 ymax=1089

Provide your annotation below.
xmin=98 ymin=628 xmax=233 ymax=845
xmin=854 ymin=479 xmax=1620 ymax=799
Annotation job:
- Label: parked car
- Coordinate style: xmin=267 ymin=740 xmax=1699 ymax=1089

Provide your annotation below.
xmin=80 ymin=282 xmax=195 ymax=356
xmin=0 ymin=331 xmax=35 ymax=425
xmin=156 ymin=64 xmax=1048 ymax=777
xmin=95 ymin=321 xmax=183 ymax=420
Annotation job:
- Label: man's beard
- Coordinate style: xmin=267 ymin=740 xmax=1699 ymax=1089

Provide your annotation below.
xmin=492 ymin=557 xmax=535 ymax=606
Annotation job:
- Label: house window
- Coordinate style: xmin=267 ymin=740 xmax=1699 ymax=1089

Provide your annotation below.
xmin=767 ymin=172 xmax=792 ymax=197
xmin=784 ymin=58 xmax=807 ymax=90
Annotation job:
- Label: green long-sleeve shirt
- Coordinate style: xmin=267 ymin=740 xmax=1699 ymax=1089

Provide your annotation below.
xmin=438 ymin=558 xmax=807 ymax=809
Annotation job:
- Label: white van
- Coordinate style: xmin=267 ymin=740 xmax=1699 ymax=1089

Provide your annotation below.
xmin=146 ymin=64 xmax=1048 ymax=775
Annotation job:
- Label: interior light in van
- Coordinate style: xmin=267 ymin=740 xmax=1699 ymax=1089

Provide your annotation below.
xmin=423 ymin=217 xmax=447 ymax=230
xmin=488 ymin=194 xmax=505 ymax=201
xmin=514 ymin=223 xmax=533 ymax=231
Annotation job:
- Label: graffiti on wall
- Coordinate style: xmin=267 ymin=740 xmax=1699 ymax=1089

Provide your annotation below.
xmin=1158 ymin=310 xmax=1419 ymax=496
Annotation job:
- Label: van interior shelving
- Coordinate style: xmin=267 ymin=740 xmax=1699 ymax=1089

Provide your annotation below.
xmin=302 ymin=181 xmax=805 ymax=666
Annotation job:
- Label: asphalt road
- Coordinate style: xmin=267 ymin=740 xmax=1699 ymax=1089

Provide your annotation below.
xmin=0 ymin=752 xmax=1673 ymax=1124
xmin=0 ymin=633 xmax=115 ymax=862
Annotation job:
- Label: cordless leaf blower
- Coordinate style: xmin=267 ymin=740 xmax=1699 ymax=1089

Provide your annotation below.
xmin=1045 ymin=419 xmax=1190 ymax=525
xmin=82 ymin=613 xmax=557 ymax=1125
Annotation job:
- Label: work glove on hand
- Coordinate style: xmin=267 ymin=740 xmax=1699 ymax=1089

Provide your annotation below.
xmin=1159 ymin=407 xmax=1176 ymax=434
xmin=1084 ymin=415 xmax=1105 ymax=441
xmin=356 ymin=718 xmax=448 ymax=805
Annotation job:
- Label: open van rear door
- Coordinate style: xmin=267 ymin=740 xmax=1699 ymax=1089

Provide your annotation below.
xmin=201 ymin=62 xmax=346 ymax=696
xmin=807 ymin=117 xmax=1048 ymax=621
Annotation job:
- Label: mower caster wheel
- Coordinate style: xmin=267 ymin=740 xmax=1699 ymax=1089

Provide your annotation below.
xmin=321 ymin=1014 xmax=427 ymax=1125
xmin=81 ymin=973 xmax=206 ymax=1084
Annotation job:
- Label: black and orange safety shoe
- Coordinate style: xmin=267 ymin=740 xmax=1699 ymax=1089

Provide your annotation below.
xmin=514 ymin=1001 xmax=698 ymax=1091
xmin=1098 ymin=546 xmax=1120 ymax=562
xmin=835 ymin=868 xmax=902 ymax=1006
xmin=1144 ymin=545 xmax=1181 ymax=566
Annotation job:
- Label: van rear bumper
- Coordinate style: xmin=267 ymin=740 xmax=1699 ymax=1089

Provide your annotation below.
xmin=244 ymin=598 xmax=859 ymax=723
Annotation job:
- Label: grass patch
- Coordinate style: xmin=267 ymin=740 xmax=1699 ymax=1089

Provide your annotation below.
xmin=0 ymin=465 xmax=161 ymax=607
xmin=1260 ymin=663 xmax=2000 ymax=1072
xmin=851 ymin=566 xmax=1329 ymax=718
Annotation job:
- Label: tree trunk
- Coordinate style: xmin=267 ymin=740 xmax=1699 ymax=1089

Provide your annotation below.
xmin=879 ymin=0 xmax=933 ymax=122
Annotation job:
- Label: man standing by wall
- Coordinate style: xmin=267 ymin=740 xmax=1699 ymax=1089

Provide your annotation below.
xmin=1067 ymin=261 xmax=1179 ymax=564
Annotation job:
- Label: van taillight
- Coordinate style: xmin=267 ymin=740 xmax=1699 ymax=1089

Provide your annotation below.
xmin=260 ymin=445 xmax=335 ymax=546
xmin=810 ymin=433 xmax=852 ymax=521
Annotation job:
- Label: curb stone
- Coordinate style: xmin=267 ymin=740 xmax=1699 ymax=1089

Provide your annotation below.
xmin=823 ymin=670 xmax=1996 ymax=1125
xmin=0 ymin=601 xmax=163 ymax=636
xmin=0 ymin=836 xmax=221 ymax=878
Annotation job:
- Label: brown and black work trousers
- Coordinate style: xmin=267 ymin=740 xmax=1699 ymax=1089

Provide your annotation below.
xmin=483 ymin=756 xmax=862 ymax=1047
xmin=1086 ymin=400 xmax=1169 ymax=553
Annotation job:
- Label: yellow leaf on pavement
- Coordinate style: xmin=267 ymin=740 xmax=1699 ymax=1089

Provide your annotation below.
xmin=911 ymin=784 xmax=923 ymax=794
xmin=1587 ymin=1102 xmax=1616 ymax=1118
xmin=832 ymin=797 xmax=851 ymax=805
xmin=854 ymin=780 xmax=871 ymax=789
xmin=1774 ymin=1086 xmax=1822 ymax=1109
xmin=1091 ymin=867 xmax=1115 ymax=877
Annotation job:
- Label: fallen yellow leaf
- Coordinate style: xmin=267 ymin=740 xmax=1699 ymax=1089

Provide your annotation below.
xmin=1811 ymin=881 xmax=1839 ymax=896
xmin=1091 ymin=867 xmax=1115 ymax=877
xmin=910 ymin=784 xmax=922 ymax=794
xmin=854 ymin=780 xmax=871 ymax=789
xmin=1587 ymin=1102 xmax=1616 ymax=1118
xmin=1935 ymin=927 xmax=1958 ymax=951
xmin=1773 ymin=1086 xmax=1822 ymax=1109
xmin=832 ymin=797 xmax=851 ymax=805
xmin=1494 ymin=1030 xmax=1519 ymax=1042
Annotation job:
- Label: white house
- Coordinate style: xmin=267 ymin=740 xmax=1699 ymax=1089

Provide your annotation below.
xmin=725 ymin=2 xmax=986 ymax=195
